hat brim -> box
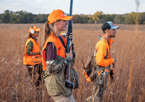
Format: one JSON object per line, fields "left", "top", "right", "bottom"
{"left": 35, "top": 28, "right": 42, "bottom": 32}
{"left": 110, "top": 26, "right": 120, "bottom": 30}
{"left": 60, "top": 16, "right": 73, "bottom": 21}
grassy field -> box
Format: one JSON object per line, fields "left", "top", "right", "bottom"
{"left": 0, "top": 23, "right": 145, "bottom": 102}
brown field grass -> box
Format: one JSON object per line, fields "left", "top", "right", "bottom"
{"left": 0, "top": 23, "right": 145, "bottom": 102}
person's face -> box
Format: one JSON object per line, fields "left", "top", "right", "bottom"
{"left": 56, "top": 20, "right": 68, "bottom": 31}
{"left": 108, "top": 29, "right": 116, "bottom": 37}
{"left": 34, "top": 31, "right": 39, "bottom": 37}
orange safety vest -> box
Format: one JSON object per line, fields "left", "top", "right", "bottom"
{"left": 42, "top": 33, "right": 66, "bottom": 71}
{"left": 23, "top": 37, "right": 42, "bottom": 65}
{"left": 96, "top": 36, "right": 114, "bottom": 67}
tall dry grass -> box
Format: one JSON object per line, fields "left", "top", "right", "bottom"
{"left": 0, "top": 24, "right": 145, "bottom": 102}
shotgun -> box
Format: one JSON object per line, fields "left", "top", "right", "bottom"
{"left": 65, "top": 0, "right": 76, "bottom": 89}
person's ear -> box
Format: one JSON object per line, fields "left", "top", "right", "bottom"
{"left": 105, "top": 29, "right": 108, "bottom": 33}
{"left": 106, "top": 29, "right": 111, "bottom": 33}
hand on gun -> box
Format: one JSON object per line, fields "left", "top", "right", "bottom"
{"left": 68, "top": 33, "right": 74, "bottom": 42}
{"left": 66, "top": 51, "right": 73, "bottom": 59}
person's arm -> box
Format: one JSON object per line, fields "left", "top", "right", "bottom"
{"left": 26, "top": 41, "right": 41, "bottom": 55}
{"left": 96, "top": 41, "right": 114, "bottom": 67}
{"left": 46, "top": 42, "right": 71, "bottom": 73}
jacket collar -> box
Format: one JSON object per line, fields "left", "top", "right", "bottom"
{"left": 31, "top": 36, "right": 37, "bottom": 41}
{"left": 101, "top": 35, "right": 114, "bottom": 45}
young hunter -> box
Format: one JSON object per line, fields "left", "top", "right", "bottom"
{"left": 42, "top": 9, "right": 79, "bottom": 102}
{"left": 23, "top": 26, "right": 43, "bottom": 88}
{"left": 86, "top": 21, "right": 119, "bottom": 102}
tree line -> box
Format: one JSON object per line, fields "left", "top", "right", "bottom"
{"left": 0, "top": 10, "right": 145, "bottom": 24}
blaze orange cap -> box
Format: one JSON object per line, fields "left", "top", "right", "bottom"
{"left": 29, "top": 26, "right": 42, "bottom": 33}
{"left": 48, "top": 9, "right": 73, "bottom": 24}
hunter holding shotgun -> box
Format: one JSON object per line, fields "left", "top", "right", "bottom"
{"left": 86, "top": 21, "right": 119, "bottom": 102}
{"left": 42, "top": 9, "right": 79, "bottom": 102}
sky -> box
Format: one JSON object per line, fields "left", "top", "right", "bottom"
{"left": 0, "top": 0, "right": 145, "bottom": 15}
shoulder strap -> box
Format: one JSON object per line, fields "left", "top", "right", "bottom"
{"left": 94, "top": 34, "right": 109, "bottom": 59}
{"left": 58, "top": 36, "right": 65, "bottom": 48}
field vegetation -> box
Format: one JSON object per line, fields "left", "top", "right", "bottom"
{"left": 0, "top": 23, "right": 145, "bottom": 102}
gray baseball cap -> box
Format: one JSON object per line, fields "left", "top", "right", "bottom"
{"left": 102, "top": 21, "right": 119, "bottom": 31}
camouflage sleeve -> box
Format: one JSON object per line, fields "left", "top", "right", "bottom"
{"left": 26, "top": 41, "right": 33, "bottom": 54}
{"left": 46, "top": 42, "right": 71, "bottom": 74}
{"left": 47, "top": 57, "right": 71, "bottom": 74}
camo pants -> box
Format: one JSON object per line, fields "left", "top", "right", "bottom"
{"left": 86, "top": 71, "right": 109, "bottom": 102}
{"left": 26, "top": 64, "right": 43, "bottom": 87}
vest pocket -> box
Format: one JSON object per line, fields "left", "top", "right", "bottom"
{"left": 32, "top": 55, "right": 41, "bottom": 64}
